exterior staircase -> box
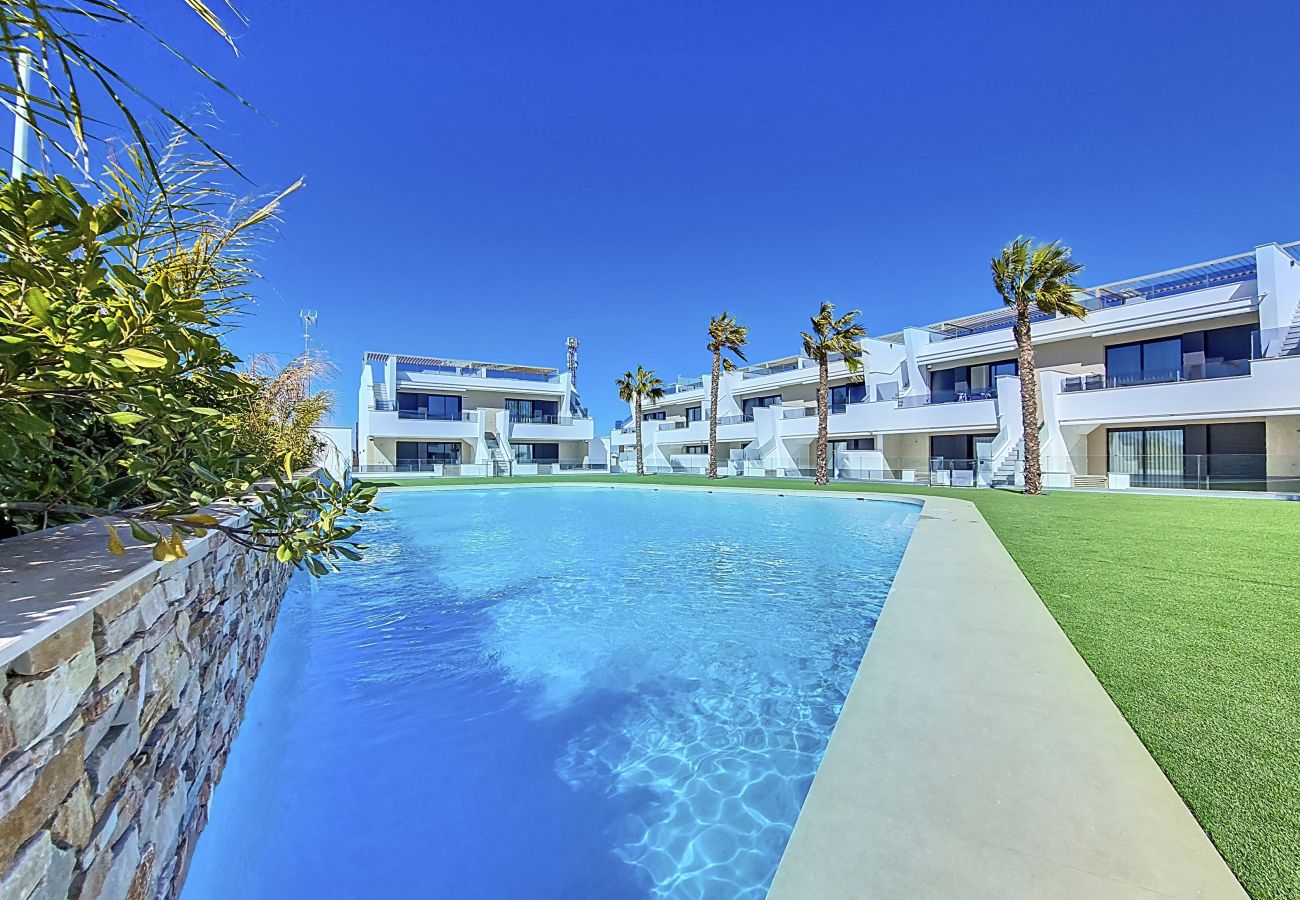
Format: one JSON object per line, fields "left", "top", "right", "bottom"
{"left": 1279, "top": 304, "right": 1300, "bottom": 356}
{"left": 371, "top": 382, "right": 392, "bottom": 411}
{"left": 991, "top": 439, "right": 1023, "bottom": 486}
{"left": 484, "top": 434, "right": 512, "bottom": 476}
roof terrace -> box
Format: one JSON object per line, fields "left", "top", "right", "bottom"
{"left": 878, "top": 246, "right": 1268, "bottom": 343}
{"left": 364, "top": 351, "right": 561, "bottom": 383}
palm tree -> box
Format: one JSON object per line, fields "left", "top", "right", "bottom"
{"left": 615, "top": 366, "right": 665, "bottom": 477}
{"left": 801, "top": 302, "right": 867, "bottom": 486}
{"left": 706, "top": 313, "right": 749, "bottom": 479}
{"left": 991, "top": 238, "right": 1086, "bottom": 495}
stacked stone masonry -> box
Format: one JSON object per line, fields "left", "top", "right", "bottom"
{"left": 0, "top": 522, "right": 292, "bottom": 900}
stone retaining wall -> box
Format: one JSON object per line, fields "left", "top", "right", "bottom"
{"left": 0, "top": 513, "right": 293, "bottom": 899}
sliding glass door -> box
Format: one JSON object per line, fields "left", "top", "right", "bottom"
{"left": 1107, "top": 428, "right": 1184, "bottom": 487}
{"left": 506, "top": 398, "right": 559, "bottom": 423}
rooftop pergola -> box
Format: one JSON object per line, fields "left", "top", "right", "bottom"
{"left": 363, "top": 351, "right": 557, "bottom": 376}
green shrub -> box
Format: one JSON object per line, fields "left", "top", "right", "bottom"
{"left": 0, "top": 160, "right": 376, "bottom": 574}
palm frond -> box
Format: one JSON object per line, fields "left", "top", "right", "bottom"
{"left": 992, "top": 236, "right": 1085, "bottom": 320}
{"left": 0, "top": 0, "right": 253, "bottom": 179}
{"left": 708, "top": 311, "right": 749, "bottom": 366}
{"left": 615, "top": 365, "right": 665, "bottom": 404}
{"left": 801, "top": 302, "right": 868, "bottom": 371}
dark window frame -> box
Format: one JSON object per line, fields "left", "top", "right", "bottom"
{"left": 740, "top": 394, "right": 783, "bottom": 420}
{"left": 516, "top": 442, "right": 560, "bottom": 464}
{"left": 928, "top": 359, "right": 1017, "bottom": 402}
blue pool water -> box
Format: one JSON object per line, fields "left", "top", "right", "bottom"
{"left": 181, "top": 486, "right": 917, "bottom": 899}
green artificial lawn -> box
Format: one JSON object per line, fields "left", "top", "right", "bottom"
{"left": 358, "top": 473, "right": 1299, "bottom": 899}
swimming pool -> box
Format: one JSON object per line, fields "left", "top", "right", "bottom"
{"left": 181, "top": 486, "right": 917, "bottom": 899}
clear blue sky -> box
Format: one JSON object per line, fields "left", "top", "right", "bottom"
{"left": 116, "top": 0, "right": 1298, "bottom": 428}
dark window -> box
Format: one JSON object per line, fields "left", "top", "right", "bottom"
{"left": 395, "top": 441, "right": 461, "bottom": 466}
{"left": 1106, "top": 338, "right": 1182, "bottom": 386}
{"left": 829, "top": 383, "right": 867, "bottom": 413}
{"left": 397, "top": 392, "right": 463, "bottom": 420}
{"left": 741, "top": 394, "right": 782, "bottom": 419}
{"left": 642, "top": 410, "right": 666, "bottom": 421}
{"left": 929, "top": 434, "right": 995, "bottom": 471}
{"left": 686, "top": 406, "right": 703, "bottom": 423}
{"left": 990, "top": 360, "right": 1019, "bottom": 380}
{"left": 930, "top": 434, "right": 973, "bottom": 461}
{"left": 929, "top": 360, "right": 1015, "bottom": 402}
{"left": 1202, "top": 422, "right": 1266, "bottom": 487}
{"left": 506, "top": 398, "right": 559, "bottom": 423}
{"left": 1203, "top": 324, "right": 1254, "bottom": 361}
{"left": 426, "top": 442, "right": 461, "bottom": 464}
{"left": 427, "top": 394, "right": 462, "bottom": 421}
{"left": 1104, "top": 343, "right": 1142, "bottom": 383}
{"left": 831, "top": 437, "right": 876, "bottom": 453}
{"left": 1105, "top": 324, "right": 1256, "bottom": 386}
{"left": 516, "top": 443, "right": 560, "bottom": 464}
{"left": 682, "top": 444, "right": 709, "bottom": 455}
{"left": 1141, "top": 338, "right": 1182, "bottom": 379}
{"left": 929, "top": 368, "right": 956, "bottom": 403}
{"left": 1109, "top": 423, "right": 1265, "bottom": 489}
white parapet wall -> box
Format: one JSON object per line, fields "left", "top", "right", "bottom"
{"left": 312, "top": 425, "right": 354, "bottom": 480}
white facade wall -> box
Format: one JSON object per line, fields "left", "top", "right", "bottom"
{"left": 311, "top": 425, "right": 354, "bottom": 480}
{"left": 357, "top": 351, "right": 597, "bottom": 474}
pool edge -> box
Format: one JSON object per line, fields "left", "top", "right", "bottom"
{"left": 373, "top": 481, "right": 1244, "bottom": 898}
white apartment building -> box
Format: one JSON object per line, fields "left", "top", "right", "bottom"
{"left": 612, "top": 242, "right": 1300, "bottom": 492}
{"left": 358, "top": 345, "right": 597, "bottom": 476}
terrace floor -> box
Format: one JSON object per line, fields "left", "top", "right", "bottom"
{"left": 359, "top": 473, "right": 1299, "bottom": 900}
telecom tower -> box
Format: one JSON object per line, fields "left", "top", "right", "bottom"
{"left": 565, "top": 336, "right": 588, "bottom": 418}
{"left": 566, "top": 336, "right": 579, "bottom": 388}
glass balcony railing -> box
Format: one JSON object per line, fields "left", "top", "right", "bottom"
{"left": 394, "top": 410, "right": 479, "bottom": 421}
{"left": 740, "top": 359, "right": 810, "bottom": 379}
{"left": 1061, "top": 359, "right": 1252, "bottom": 393}
{"left": 512, "top": 414, "right": 578, "bottom": 426}
{"left": 896, "top": 389, "right": 998, "bottom": 408}
{"left": 398, "top": 364, "right": 561, "bottom": 383}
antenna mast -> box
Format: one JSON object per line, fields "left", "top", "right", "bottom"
{"left": 300, "top": 309, "right": 319, "bottom": 356}
{"left": 9, "top": 49, "right": 32, "bottom": 178}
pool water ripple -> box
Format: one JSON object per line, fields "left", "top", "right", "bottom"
{"left": 182, "top": 487, "right": 916, "bottom": 899}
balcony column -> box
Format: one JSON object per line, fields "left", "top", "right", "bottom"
{"left": 383, "top": 355, "right": 397, "bottom": 407}
{"left": 989, "top": 374, "right": 1026, "bottom": 485}
{"left": 1036, "top": 371, "right": 1074, "bottom": 486}
{"left": 900, "top": 329, "right": 933, "bottom": 401}
{"left": 1255, "top": 243, "right": 1300, "bottom": 355}
{"left": 713, "top": 372, "right": 744, "bottom": 419}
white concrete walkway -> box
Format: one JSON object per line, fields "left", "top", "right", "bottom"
{"left": 769, "top": 494, "right": 1246, "bottom": 899}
